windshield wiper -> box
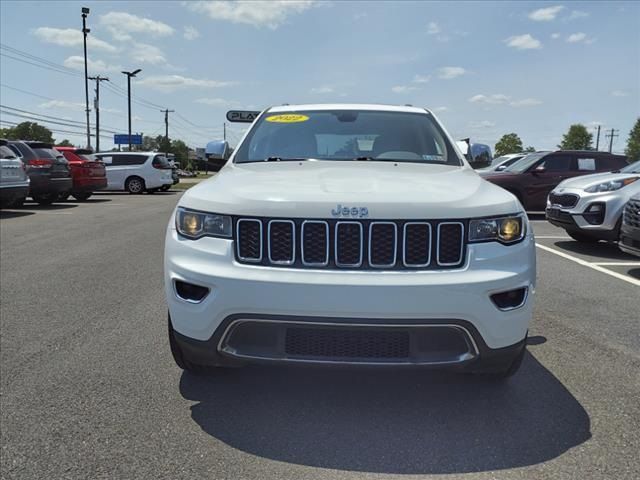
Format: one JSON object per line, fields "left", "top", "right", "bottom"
{"left": 264, "top": 157, "right": 312, "bottom": 162}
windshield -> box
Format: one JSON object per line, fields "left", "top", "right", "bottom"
{"left": 503, "top": 152, "right": 548, "bottom": 173}
{"left": 234, "top": 110, "right": 461, "bottom": 165}
{"left": 621, "top": 160, "right": 640, "bottom": 173}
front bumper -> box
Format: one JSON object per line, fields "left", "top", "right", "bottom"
{"left": 165, "top": 224, "right": 536, "bottom": 358}
{"left": 72, "top": 177, "right": 107, "bottom": 192}
{"left": 546, "top": 187, "right": 638, "bottom": 240}
{"left": 619, "top": 223, "right": 640, "bottom": 257}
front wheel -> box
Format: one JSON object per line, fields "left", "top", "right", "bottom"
{"left": 160, "top": 185, "right": 170, "bottom": 192}
{"left": 72, "top": 192, "right": 92, "bottom": 201}
{"left": 32, "top": 194, "right": 56, "bottom": 205}
{"left": 567, "top": 230, "right": 600, "bottom": 243}
{"left": 125, "top": 176, "right": 145, "bottom": 194}
{"left": 58, "top": 193, "right": 70, "bottom": 201}
{"left": 12, "top": 197, "right": 25, "bottom": 208}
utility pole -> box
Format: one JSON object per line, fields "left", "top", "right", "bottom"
{"left": 81, "top": 7, "right": 91, "bottom": 149}
{"left": 121, "top": 69, "right": 141, "bottom": 151}
{"left": 88, "top": 75, "right": 109, "bottom": 152}
{"left": 605, "top": 128, "right": 619, "bottom": 153}
{"left": 595, "top": 125, "right": 601, "bottom": 151}
{"left": 161, "top": 108, "right": 175, "bottom": 155}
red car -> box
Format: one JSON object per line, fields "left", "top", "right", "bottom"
{"left": 55, "top": 146, "right": 107, "bottom": 201}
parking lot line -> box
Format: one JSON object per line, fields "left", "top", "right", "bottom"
{"left": 534, "top": 235, "right": 571, "bottom": 239}
{"left": 536, "top": 243, "right": 640, "bottom": 287}
{"left": 592, "top": 262, "right": 640, "bottom": 267}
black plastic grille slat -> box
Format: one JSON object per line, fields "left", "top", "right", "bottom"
{"left": 404, "top": 224, "right": 431, "bottom": 266}
{"left": 370, "top": 223, "right": 396, "bottom": 266}
{"left": 269, "top": 222, "right": 294, "bottom": 263}
{"left": 549, "top": 193, "right": 579, "bottom": 208}
{"left": 237, "top": 220, "right": 261, "bottom": 260}
{"left": 302, "top": 222, "right": 328, "bottom": 264}
{"left": 438, "top": 223, "right": 463, "bottom": 265}
{"left": 624, "top": 200, "right": 640, "bottom": 227}
{"left": 336, "top": 223, "right": 362, "bottom": 266}
{"left": 285, "top": 327, "right": 410, "bottom": 359}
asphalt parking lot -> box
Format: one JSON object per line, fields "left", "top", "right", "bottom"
{"left": 1, "top": 193, "right": 639, "bottom": 480}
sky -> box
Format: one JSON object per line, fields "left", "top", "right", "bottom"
{"left": 1, "top": 0, "right": 639, "bottom": 153}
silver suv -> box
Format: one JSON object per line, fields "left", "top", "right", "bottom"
{"left": 0, "top": 139, "right": 29, "bottom": 208}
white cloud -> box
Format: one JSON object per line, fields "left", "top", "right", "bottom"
{"left": 412, "top": 74, "right": 431, "bottom": 84}
{"left": 132, "top": 43, "right": 167, "bottom": 65}
{"left": 566, "top": 32, "right": 595, "bottom": 44}
{"left": 469, "top": 120, "right": 496, "bottom": 129}
{"left": 184, "top": 25, "right": 200, "bottom": 40}
{"left": 505, "top": 34, "right": 542, "bottom": 50}
{"left": 196, "top": 97, "right": 239, "bottom": 107}
{"left": 427, "top": 22, "right": 440, "bottom": 35}
{"left": 136, "top": 74, "right": 236, "bottom": 92}
{"left": 186, "top": 0, "right": 316, "bottom": 29}
{"left": 509, "top": 98, "right": 542, "bottom": 107}
{"left": 611, "top": 90, "right": 629, "bottom": 97}
{"left": 437, "top": 66, "right": 466, "bottom": 79}
{"left": 528, "top": 5, "right": 565, "bottom": 21}
{"left": 469, "top": 94, "right": 510, "bottom": 105}
{"left": 551, "top": 33, "right": 561, "bottom": 39}
{"left": 39, "top": 100, "right": 85, "bottom": 111}
{"left": 100, "top": 12, "right": 174, "bottom": 41}
{"left": 568, "top": 10, "right": 589, "bottom": 20}
{"left": 63, "top": 55, "right": 121, "bottom": 74}
{"left": 391, "top": 85, "right": 417, "bottom": 93}
{"left": 310, "top": 86, "right": 334, "bottom": 94}
{"left": 32, "top": 27, "right": 117, "bottom": 52}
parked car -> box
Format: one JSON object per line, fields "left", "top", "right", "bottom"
{"left": 166, "top": 104, "right": 536, "bottom": 380}
{"left": 55, "top": 146, "right": 107, "bottom": 201}
{"left": 619, "top": 194, "right": 640, "bottom": 257}
{"left": 7, "top": 140, "right": 72, "bottom": 205}
{"left": 546, "top": 161, "right": 640, "bottom": 242}
{"left": 92, "top": 152, "right": 174, "bottom": 194}
{"left": 0, "top": 139, "right": 29, "bottom": 208}
{"left": 480, "top": 150, "right": 629, "bottom": 211}
{"left": 478, "top": 153, "right": 527, "bottom": 172}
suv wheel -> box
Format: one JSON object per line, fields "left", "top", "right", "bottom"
{"left": 470, "top": 340, "right": 526, "bottom": 381}
{"left": 72, "top": 192, "right": 92, "bottom": 201}
{"left": 567, "top": 230, "right": 599, "bottom": 243}
{"left": 160, "top": 185, "right": 170, "bottom": 192}
{"left": 125, "top": 176, "right": 145, "bottom": 194}
{"left": 32, "top": 194, "right": 56, "bottom": 205}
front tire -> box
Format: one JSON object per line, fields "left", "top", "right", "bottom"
{"left": 32, "top": 194, "right": 56, "bottom": 205}
{"left": 72, "top": 192, "right": 92, "bottom": 201}
{"left": 168, "top": 316, "right": 226, "bottom": 374}
{"left": 160, "top": 185, "right": 170, "bottom": 192}
{"left": 470, "top": 340, "right": 526, "bottom": 381}
{"left": 125, "top": 176, "right": 145, "bottom": 194}
{"left": 58, "top": 193, "right": 70, "bottom": 201}
{"left": 567, "top": 230, "right": 600, "bottom": 243}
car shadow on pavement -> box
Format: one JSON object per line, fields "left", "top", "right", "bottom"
{"left": 21, "top": 203, "right": 79, "bottom": 211}
{"left": 0, "top": 210, "right": 36, "bottom": 219}
{"left": 628, "top": 268, "right": 640, "bottom": 280}
{"left": 179, "top": 352, "right": 591, "bottom": 475}
{"left": 553, "top": 240, "right": 636, "bottom": 261}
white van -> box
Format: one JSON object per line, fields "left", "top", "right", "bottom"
{"left": 94, "top": 152, "right": 173, "bottom": 194}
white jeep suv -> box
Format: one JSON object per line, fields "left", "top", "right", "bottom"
{"left": 164, "top": 104, "right": 536, "bottom": 379}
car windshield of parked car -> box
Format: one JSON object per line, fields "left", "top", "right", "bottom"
{"left": 234, "top": 110, "right": 461, "bottom": 165}
{"left": 503, "top": 152, "right": 548, "bottom": 173}
{"left": 620, "top": 160, "right": 640, "bottom": 173}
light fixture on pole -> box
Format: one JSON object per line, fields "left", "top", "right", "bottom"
{"left": 121, "top": 69, "right": 142, "bottom": 151}
{"left": 81, "top": 6, "right": 91, "bottom": 149}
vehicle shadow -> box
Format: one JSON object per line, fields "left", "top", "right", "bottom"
{"left": 179, "top": 353, "right": 591, "bottom": 474}
{"left": 553, "top": 240, "right": 636, "bottom": 261}
{"left": 0, "top": 210, "right": 36, "bottom": 219}
{"left": 628, "top": 268, "right": 640, "bottom": 280}
{"left": 21, "top": 203, "right": 78, "bottom": 210}
{"left": 62, "top": 198, "right": 112, "bottom": 204}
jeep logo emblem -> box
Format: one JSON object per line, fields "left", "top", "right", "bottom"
{"left": 331, "top": 204, "right": 369, "bottom": 218}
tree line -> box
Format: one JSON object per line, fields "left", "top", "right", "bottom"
{"left": 494, "top": 118, "right": 640, "bottom": 161}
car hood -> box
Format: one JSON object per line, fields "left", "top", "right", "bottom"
{"left": 180, "top": 161, "right": 521, "bottom": 219}
{"left": 556, "top": 171, "right": 639, "bottom": 190}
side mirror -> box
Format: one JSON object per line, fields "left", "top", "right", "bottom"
{"left": 532, "top": 165, "right": 546, "bottom": 175}
{"left": 496, "top": 165, "right": 507, "bottom": 171}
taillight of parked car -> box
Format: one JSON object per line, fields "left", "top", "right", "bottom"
{"left": 28, "top": 159, "right": 53, "bottom": 168}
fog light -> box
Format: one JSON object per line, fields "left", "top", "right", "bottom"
{"left": 491, "top": 287, "right": 527, "bottom": 311}
{"left": 174, "top": 280, "right": 209, "bottom": 303}
{"left": 583, "top": 202, "right": 605, "bottom": 225}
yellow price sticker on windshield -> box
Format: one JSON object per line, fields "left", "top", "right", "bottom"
{"left": 265, "top": 114, "right": 309, "bottom": 123}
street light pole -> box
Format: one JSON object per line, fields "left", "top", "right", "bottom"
{"left": 121, "top": 69, "right": 141, "bottom": 151}
{"left": 81, "top": 7, "right": 91, "bottom": 149}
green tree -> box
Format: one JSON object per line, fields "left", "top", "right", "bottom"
{"left": 1, "top": 121, "right": 54, "bottom": 143}
{"left": 170, "top": 139, "right": 190, "bottom": 167}
{"left": 524, "top": 146, "right": 536, "bottom": 153}
{"left": 625, "top": 118, "right": 640, "bottom": 162}
{"left": 57, "top": 139, "right": 74, "bottom": 147}
{"left": 141, "top": 135, "right": 159, "bottom": 151}
{"left": 494, "top": 133, "right": 524, "bottom": 157}
{"left": 558, "top": 124, "right": 593, "bottom": 150}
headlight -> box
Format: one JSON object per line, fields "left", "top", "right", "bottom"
{"left": 175, "top": 207, "right": 232, "bottom": 239}
{"left": 469, "top": 215, "right": 525, "bottom": 244}
{"left": 584, "top": 177, "right": 638, "bottom": 193}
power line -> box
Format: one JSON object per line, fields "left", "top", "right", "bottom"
{"left": 0, "top": 83, "right": 56, "bottom": 101}
{"left": 0, "top": 105, "right": 120, "bottom": 132}
{"left": 0, "top": 119, "right": 112, "bottom": 140}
